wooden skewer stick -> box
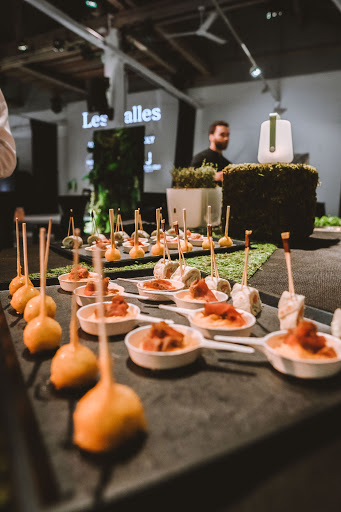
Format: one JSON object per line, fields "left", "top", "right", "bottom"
{"left": 225, "top": 205, "right": 231, "bottom": 238}
{"left": 161, "top": 219, "right": 166, "bottom": 264}
{"left": 44, "top": 218, "right": 52, "bottom": 272}
{"left": 183, "top": 209, "right": 188, "bottom": 243}
{"left": 281, "top": 232, "right": 295, "bottom": 295}
{"left": 109, "top": 209, "right": 115, "bottom": 249}
{"left": 74, "top": 228, "right": 81, "bottom": 269}
{"left": 67, "top": 209, "right": 73, "bottom": 237}
{"left": 134, "top": 210, "right": 139, "bottom": 248}
{"left": 138, "top": 208, "right": 143, "bottom": 232}
{"left": 174, "top": 222, "right": 184, "bottom": 277}
{"left": 22, "top": 223, "right": 29, "bottom": 286}
{"left": 208, "top": 224, "right": 214, "bottom": 280}
{"left": 70, "top": 237, "right": 80, "bottom": 348}
{"left": 94, "top": 246, "right": 112, "bottom": 386}
{"left": 118, "top": 209, "right": 124, "bottom": 232}
{"left": 71, "top": 210, "right": 75, "bottom": 237}
{"left": 241, "top": 230, "right": 252, "bottom": 288}
{"left": 210, "top": 225, "right": 220, "bottom": 280}
{"left": 156, "top": 208, "right": 161, "bottom": 244}
{"left": 39, "top": 228, "right": 46, "bottom": 318}
{"left": 15, "top": 218, "right": 21, "bottom": 276}
{"left": 207, "top": 205, "right": 211, "bottom": 238}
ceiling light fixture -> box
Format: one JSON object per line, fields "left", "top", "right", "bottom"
{"left": 18, "top": 41, "right": 29, "bottom": 51}
{"left": 85, "top": 0, "right": 97, "bottom": 8}
{"left": 249, "top": 65, "right": 262, "bottom": 78}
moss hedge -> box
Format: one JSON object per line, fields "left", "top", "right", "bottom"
{"left": 222, "top": 163, "right": 319, "bottom": 242}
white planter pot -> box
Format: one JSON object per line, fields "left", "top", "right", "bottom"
{"left": 166, "top": 187, "right": 222, "bottom": 229}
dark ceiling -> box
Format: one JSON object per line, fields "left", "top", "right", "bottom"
{"left": 1, "top": 0, "right": 340, "bottom": 111}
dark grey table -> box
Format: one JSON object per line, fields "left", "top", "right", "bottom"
{"left": 1, "top": 278, "right": 340, "bottom": 512}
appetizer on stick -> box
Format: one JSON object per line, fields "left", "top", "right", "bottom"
{"left": 205, "top": 224, "right": 231, "bottom": 297}
{"left": 62, "top": 210, "right": 83, "bottom": 248}
{"left": 153, "top": 219, "right": 179, "bottom": 279}
{"left": 202, "top": 205, "right": 211, "bottom": 250}
{"left": 180, "top": 209, "right": 193, "bottom": 253}
{"left": 231, "top": 230, "right": 262, "bottom": 317}
{"left": 131, "top": 209, "right": 150, "bottom": 240}
{"left": 73, "top": 248, "right": 147, "bottom": 453}
{"left": 9, "top": 218, "right": 33, "bottom": 296}
{"left": 218, "top": 205, "right": 233, "bottom": 247}
{"left": 129, "top": 210, "right": 145, "bottom": 259}
{"left": 278, "top": 232, "right": 305, "bottom": 329}
{"left": 105, "top": 209, "right": 121, "bottom": 261}
{"left": 171, "top": 221, "right": 200, "bottom": 288}
{"left": 113, "top": 208, "right": 129, "bottom": 244}
{"left": 23, "top": 228, "right": 62, "bottom": 353}
{"left": 24, "top": 219, "right": 57, "bottom": 322}
{"left": 50, "top": 293, "right": 98, "bottom": 390}
{"left": 87, "top": 210, "right": 107, "bottom": 245}
{"left": 151, "top": 208, "right": 164, "bottom": 256}
{"left": 11, "top": 223, "right": 39, "bottom": 314}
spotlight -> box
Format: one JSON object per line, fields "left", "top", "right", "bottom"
{"left": 18, "top": 41, "right": 29, "bottom": 52}
{"left": 250, "top": 65, "right": 262, "bottom": 78}
{"left": 85, "top": 0, "right": 97, "bottom": 8}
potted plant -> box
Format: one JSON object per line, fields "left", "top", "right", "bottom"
{"left": 166, "top": 163, "right": 222, "bottom": 228}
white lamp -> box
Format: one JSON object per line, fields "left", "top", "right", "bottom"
{"left": 257, "top": 113, "right": 293, "bottom": 164}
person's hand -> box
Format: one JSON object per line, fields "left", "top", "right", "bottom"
{"left": 215, "top": 171, "right": 223, "bottom": 182}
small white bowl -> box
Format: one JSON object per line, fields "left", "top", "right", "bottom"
{"left": 136, "top": 279, "right": 185, "bottom": 301}
{"left": 73, "top": 282, "right": 125, "bottom": 306}
{"left": 85, "top": 245, "right": 108, "bottom": 257}
{"left": 189, "top": 308, "right": 255, "bottom": 339}
{"left": 123, "top": 241, "right": 150, "bottom": 253}
{"left": 77, "top": 302, "right": 173, "bottom": 336}
{"left": 263, "top": 330, "right": 341, "bottom": 379}
{"left": 58, "top": 272, "right": 98, "bottom": 292}
{"left": 166, "top": 238, "right": 179, "bottom": 250}
{"left": 171, "top": 289, "right": 228, "bottom": 309}
{"left": 188, "top": 234, "right": 205, "bottom": 246}
{"left": 124, "top": 324, "right": 254, "bottom": 370}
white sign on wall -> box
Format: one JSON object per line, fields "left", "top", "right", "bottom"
{"left": 82, "top": 112, "right": 108, "bottom": 129}
{"left": 124, "top": 105, "right": 161, "bottom": 124}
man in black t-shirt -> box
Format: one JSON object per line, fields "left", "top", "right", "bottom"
{"left": 190, "top": 120, "right": 231, "bottom": 182}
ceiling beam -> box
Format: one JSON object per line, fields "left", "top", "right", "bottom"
{"left": 154, "top": 26, "right": 211, "bottom": 76}
{"left": 330, "top": 0, "right": 341, "bottom": 12}
{"left": 108, "top": 0, "right": 267, "bottom": 28}
{"left": 125, "top": 34, "right": 177, "bottom": 74}
{"left": 20, "top": 65, "right": 87, "bottom": 94}
{"left": 24, "top": 0, "right": 201, "bottom": 108}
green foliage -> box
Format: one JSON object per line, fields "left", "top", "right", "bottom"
{"left": 222, "top": 163, "right": 319, "bottom": 242}
{"left": 67, "top": 179, "right": 78, "bottom": 193}
{"left": 171, "top": 162, "right": 217, "bottom": 188}
{"left": 315, "top": 216, "right": 341, "bottom": 227}
{"left": 30, "top": 243, "right": 276, "bottom": 282}
{"left": 87, "top": 127, "right": 144, "bottom": 232}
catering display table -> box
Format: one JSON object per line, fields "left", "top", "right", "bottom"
{"left": 0, "top": 274, "right": 339, "bottom": 512}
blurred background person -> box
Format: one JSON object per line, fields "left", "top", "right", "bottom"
{"left": 0, "top": 89, "right": 16, "bottom": 177}
{"left": 190, "top": 120, "right": 231, "bottom": 182}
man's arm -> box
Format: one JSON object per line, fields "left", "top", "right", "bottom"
{"left": 0, "top": 90, "right": 16, "bottom": 178}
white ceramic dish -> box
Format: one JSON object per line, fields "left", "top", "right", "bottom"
{"left": 166, "top": 238, "right": 179, "bottom": 250}
{"left": 214, "top": 330, "right": 341, "bottom": 379}
{"left": 77, "top": 302, "right": 174, "bottom": 337}
{"left": 74, "top": 282, "right": 124, "bottom": 306}
{"left": 136, "top": 279, "right": 185, "bottom": 301}
{"left": 74, "top": 283, "right": 149, "bottom": 306}
{"left": 124, "top": 324, "right": 254, "bottom": 370}
{"left": 122, "top": 241, "right": 150, "bottom": 253}
{"left": 159, "top": 305, "right": 256, "bottom": 338}
{"left": 188, "top": 235, "right": 205, "bottom": 246}
{"left": 58, "top": 272, "right": 98, "bottom": 292}
{"left": 84, "top": 245, "right": 108, "bottom": 256}
{"left": 170, "top": 289, "right": 228, "bottom": 310}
